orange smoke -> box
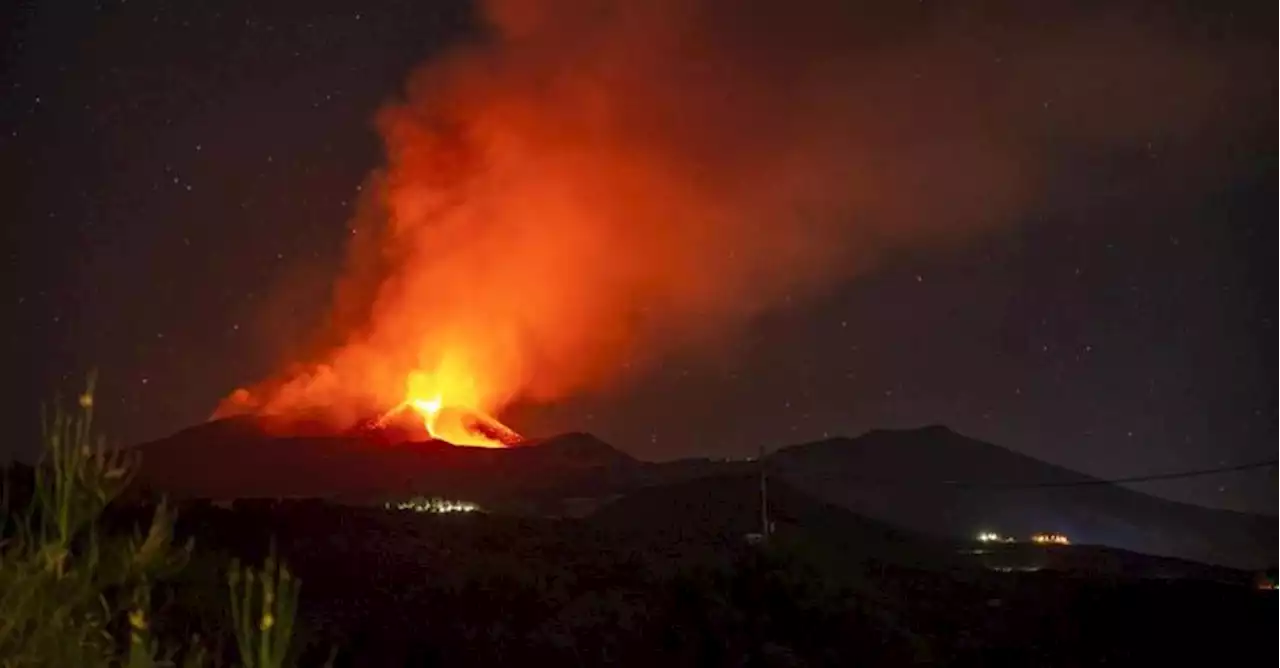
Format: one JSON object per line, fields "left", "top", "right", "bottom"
{"left": 216, "top": 1, "right": 1249, "bottom": 444}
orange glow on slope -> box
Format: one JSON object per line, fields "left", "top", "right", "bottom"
{"left": 377, "top": 371, "right": 520, "bottom": 448}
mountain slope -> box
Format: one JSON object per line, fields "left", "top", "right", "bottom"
{"left": 132, "top": 418, "right": 642, "bottom": 504}
{"left": 589, "top": 472, "right": 952, "bottom": 569}
{"left": 767, "top": 426, "right": 1276, "bottom": 569}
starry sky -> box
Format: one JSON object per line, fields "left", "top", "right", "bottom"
{"left": 3, "top": 0, "right": 1274, "bottom": 513}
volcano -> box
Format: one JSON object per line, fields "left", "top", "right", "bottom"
{"left": 220, "top": 377, "right": 524, "bottom": 450}
{"left": 131, "top": 415, "right": 640, "bottom": 504}
{"left": 361, "top": 402, "right": 523, "bottom": 448}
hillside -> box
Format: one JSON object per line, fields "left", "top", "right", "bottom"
{"left": 150, "top": 487, "right": 1270, "bottom": 666}
{"left": 589, "top": 473, "right": 952, "bottom": 568}
{"left": 767, "top": 425, "right": 1276, "bottom": 569}
{"left": 588, "top": 472, "right": 1255, "bottom": 583}
{"left": 132, "top": 418, "right": 644, "bottom": 505}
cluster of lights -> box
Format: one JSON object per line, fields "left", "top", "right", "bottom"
{"left": 976, "top": 531, "right": 1070, "bottom": 545}
{"left": 386, "top": 496, "right": 482, "bottom": 514}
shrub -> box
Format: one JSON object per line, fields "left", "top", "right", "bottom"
{"left": 0, "top": 375, "right": 310, "bottom": 667}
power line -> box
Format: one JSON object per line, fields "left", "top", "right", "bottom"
{"left": 962, "top": 459, "right": 1278, "bottom": 489}
{"left": 781, "top": 459, "right": 1278, "bottom": 489}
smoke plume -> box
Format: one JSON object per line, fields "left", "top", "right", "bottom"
{"left": 220, "top": 0, "right": 1254, "bottom": 432}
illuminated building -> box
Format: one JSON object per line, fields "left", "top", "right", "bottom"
{"left": 1030, "top": 532, "right": 1070, "bottom": 545}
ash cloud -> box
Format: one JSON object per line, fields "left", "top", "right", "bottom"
{"left": 224, "top": 0, "right": 1262, "bottom": 427}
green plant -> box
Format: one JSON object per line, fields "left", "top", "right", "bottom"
{"left": 0, "top": 375, "right": 312, "bottom": 667}
{"left": 0, "top": 373, "right": 190, "bottom": 667}
{"left": 227, "top": 543, "right": 301, "bottom": 668}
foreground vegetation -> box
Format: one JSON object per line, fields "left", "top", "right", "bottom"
{"left": 0, "top": 378, "right": 304, "bottom": 667}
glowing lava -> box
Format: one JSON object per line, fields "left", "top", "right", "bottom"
{"left": 378, "top": 371, "right": 521, "bottom": 448}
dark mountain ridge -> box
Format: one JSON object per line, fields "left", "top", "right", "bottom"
{"left": 131, "top": 419, "right": 1275, "bottom": 569}
{"left": 132, "top": 418, "right": 648, "bottom": 506}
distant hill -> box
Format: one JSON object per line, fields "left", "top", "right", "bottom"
{"left": 767, "top": 425, "right": 1276, "bottom": 570}
{"left": 587, "top": 472, "right": 1257, "bottom": 583}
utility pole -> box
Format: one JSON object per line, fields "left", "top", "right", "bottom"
{"left": 759, "top": 443, "right": 771, "bottom": 541}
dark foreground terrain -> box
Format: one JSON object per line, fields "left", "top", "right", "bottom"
{"left": 99, "top": 473, "right": 1274, "bottom": 667}
{"left": 8, "top": 415, "right": 1270, "bottom": 666}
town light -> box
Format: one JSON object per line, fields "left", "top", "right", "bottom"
{"left": 385, "top": 496, "right": 482, "bottom": 514}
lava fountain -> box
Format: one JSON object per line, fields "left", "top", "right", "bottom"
{"left": 375, "top": 371, "right": 522, "bottom": 447}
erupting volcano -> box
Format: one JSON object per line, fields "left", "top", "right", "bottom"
{"left": 213, "top": 0, "right": 1236, "bottom": 449}
{"left": 219, "top": 353, "right": 526, "bottom": 447}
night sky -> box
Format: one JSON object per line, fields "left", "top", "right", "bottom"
{"left": 3, "top": 0, "right": 1274, "bottom": 513}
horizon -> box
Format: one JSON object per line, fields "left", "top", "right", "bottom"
{"left": 122, "top": 415, "right": 1277, "bottom": 518}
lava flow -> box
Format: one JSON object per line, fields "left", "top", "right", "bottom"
{"left": 375, "top": 371, "right": 522, "bottom": 448}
